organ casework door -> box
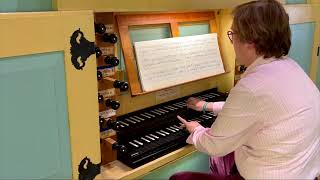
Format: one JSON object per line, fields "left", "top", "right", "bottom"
{"left": 0, "top": 11, "right": 100, "bottom": 179}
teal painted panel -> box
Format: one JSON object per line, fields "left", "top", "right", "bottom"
{"left": 129, "top": 25, "right": 171, "bottom": 43}
{"left": 0, "top": 52, "right": 72, "bottom": 179}
{"left": 179, "top": 23, "right": 210, "bottom": 37}
{"left": 139, "top": 152, "right": 210, "bottom": 180}
{"left": 286, "top": 0, "right": 307, "bottom": 4}
{"left": 118, "top": 25, "right": 171, "bottom": 72}
{"left": 0, "top": 0, "right": 52, "bottom": 12}
{"left": 288, "top": 22, "right": 315, "bottom": 74}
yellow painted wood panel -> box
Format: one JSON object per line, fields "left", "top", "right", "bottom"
{"left": 0, "top": 11, "right": 101, "bottom": 179}
{"left": 60, "top": 11, "right": 101, "bottom": 179}
{"left": 54, "top": 0, "right": 253, "bottom": 12}
{"left": 0, "top": 12, "right": 64, "bottom": 58}
{"left": 310, "top": 20, "right": 320, "bottom": 81}
{"left": 309, "top": 0, "right": 320, "bottom": 3}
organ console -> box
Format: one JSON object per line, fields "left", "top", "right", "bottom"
{"left": 106, "top": 88, "right": 226, "bottom": 168}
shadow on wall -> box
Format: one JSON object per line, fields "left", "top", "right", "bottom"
{"left": 0, "top": 0, "right": 52, "bottom": 12}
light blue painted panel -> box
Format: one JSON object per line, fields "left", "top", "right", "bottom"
{"left": 288, "top": 22, "right": 315, "bottom": 74}
{"left": 139, "top": 152, "right": 210, "bottom": 180}
{"left": 0, "top": 0, "right": 52, "bottom": 12}
{"left": 179, "top": 23, "right": 210, "bottom": 37}
{"left": 0, "top": 52, "right": 72, "bottom": 179}
{"left": 118, "top": 25, "right": 171, "bottom": 72}
{"left": 129, "top": 25, "right": 171, "bottom": 43}
{"left": 286, "top": 0, "right": 307, "bottom": 4}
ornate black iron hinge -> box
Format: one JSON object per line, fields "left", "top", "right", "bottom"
{"left": 78, "top": 157, "right": 101, "bottom": 180}
{"left": 70, "top": 29, "right": 96, "bottom": 70}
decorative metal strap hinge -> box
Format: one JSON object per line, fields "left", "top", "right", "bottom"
{"left": 78, "top": 157, "right": 101, "bottom": 180}
{"left": 70, "top": 29, "right": 96, "bottom": 70}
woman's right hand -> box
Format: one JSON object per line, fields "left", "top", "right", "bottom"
{"left": 186, "top": 97, "right": 206, "bottom": 112}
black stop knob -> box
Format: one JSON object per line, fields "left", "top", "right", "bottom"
{"left": 98, "top": 94, "right": 104, "bottom": 103}
{"left": 105, "top": 99, "right": 120, "bottom": 110}
{"left": 99, "top": 116, "right": 106, "bottom": 126}
{"left": 97, "top": 71, "right": 103, "bottom": 81}
{"left": 95, "top": 47, "right": 102, "bottom": 58}
{"left": 95, "top": 23, "right": 106, "bottom": 35}
{"left": 102, "top": 33, "right": 118, "bottom": 44}
{"left": 112, "top": 143, "right": 127, "bottom": 153}
{"left": 107, "top": 120, "right": 121, "bottom": 130}
{"left": 104, "top": 56, "right": 120, "bottom": 67}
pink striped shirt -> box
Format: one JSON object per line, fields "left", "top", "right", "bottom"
{"left": 187, "top": 56, "right": 320, "bottom": 179}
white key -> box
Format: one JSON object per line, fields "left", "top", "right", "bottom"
{"left": 145, "top": 135, "right": 155, "bottom": 141}
{"left": 129, "top": 141, "right": 139, "bottom": 148}
{"left": 173, "top": 125, "right": 180, "bottom": 129}
{"left": 150, "top": 133, "right": 160, "bottom": 139}
{"left": 170, "top": 126, "right": 180, "bottom": 131}
{"left": 163, "top": 106, "right": 175, "bottom": 111}
{"left": 154, "top": 109, "right": 164, "bottom": 114}
{"left": 156, "top": 131, "right": 166, "bottom": 137}
{"left": 160, "top": 130, "right": 170, "bottom": 135}
{"left": 166, "top": 127, "right": 176, "bottom": 133}
{"left": 150, "top": 110, "right": 161, "bottom": 116}
{"left": 141, "top": 137, "right": 150, "bottom": 143}
{"left": 133, "top": 140, "right": 143, "bottom": 146}
{"left": 120, "top": 121, "right": 129, "bottom": 126}
{"left": 140, "top": 113, "right": 151, "bottom": 119}
{"left": 167, "top": 105, "right": 177, "bottom": 110}
{"left": 134, "top": 115, "right": 145, "bottom": 121}
{"left": 158, "top": 108, "right": 168, "bottom": 113}
{"left": 154, "top": 109, "right": 165, "bottom": 114}
{"left": 130, "top": 117, "right": 141, "bottom": 123}
{"left": 125, "top": 118, "right": 136, "bottom": 124}
{"left": 144, "top": 112, "right": 155, "bottom": 117}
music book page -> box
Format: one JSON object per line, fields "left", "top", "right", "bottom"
{"left": 134, "top": 33, "right": 225, "bottom": 92}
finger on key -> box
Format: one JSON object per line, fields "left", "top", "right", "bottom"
{"left": 177, "top": 115, "right": 188, "bottom": 125}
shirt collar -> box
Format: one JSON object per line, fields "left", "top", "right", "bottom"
{"left": 240, "top": 56, "right": 279, "bottom": 78}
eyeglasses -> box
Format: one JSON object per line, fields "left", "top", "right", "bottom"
{"left": 227, "top": 31, "right": 236, "bottom": 44}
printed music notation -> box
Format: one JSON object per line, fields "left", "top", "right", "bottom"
{"left": 134, "top": 33, "right": 225, "bottom": 92}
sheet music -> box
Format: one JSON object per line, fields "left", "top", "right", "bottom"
{"left": 134, "top": 33, "right": 225, "bottom": 92}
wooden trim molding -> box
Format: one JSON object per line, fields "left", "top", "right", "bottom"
{"left": 116, "top": 12, "right": 227, "bottom": 96}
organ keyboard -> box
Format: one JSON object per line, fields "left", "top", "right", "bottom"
{"left": 110, "top": 88, "right": 227, "bottom": 168}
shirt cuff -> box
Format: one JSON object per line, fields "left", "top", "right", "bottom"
{"left": 186, "top": 125, "right": 206, "bottom": 144}
{"left": 212, "top": 101, "right": 225, "bottom": 115}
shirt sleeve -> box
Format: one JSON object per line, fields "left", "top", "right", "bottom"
{"left": 186, "top": 83, "right": 263, "bottom": 157}
{"left": 211, "top": 101, "right": 225, "bottom": 115}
